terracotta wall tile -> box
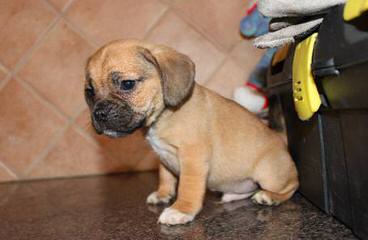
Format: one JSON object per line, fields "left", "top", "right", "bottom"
{"left": 0, "top": 0, "right": 56, "bottom": 69}
{"left": 74, "top": 109, "right": 159, "bottom": 172}
{"left": 0, "top": 65, "right": 8, "bottom": 83}
{"left": 27, "top": 127, "right": 118, "bottom": 179}
{"left": 0, "top": 80, "right": 67, "bottom": 176}
{"left": 205, "top": 58, "right": 246, "bottom": 99}
{"left": 27, "top": 123, "right": 158, "bottom": 179}
{"left": 18, "top": 20, "right": 95, "bottom": 118}
{"left": 146, "top": 11, "right": 225, "bottom": 84}
{"left": 172, "top": 0, "right": 248, "bottom": 51}
{"left": 230, "top": 40, "right": 265, "bottom": 71}
{"left": 65, "top": 0, "right": 168, "bottom": 45}
{"left": 206, "top": 39, "right": 266, "bottom": 99}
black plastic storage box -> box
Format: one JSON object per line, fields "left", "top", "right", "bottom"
{"left": 267, "top": 4, "right": 368, "bottom": 239}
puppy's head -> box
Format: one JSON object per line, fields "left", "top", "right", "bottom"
{"left": 84, "top": 40, "right": 195, "bottom": 138}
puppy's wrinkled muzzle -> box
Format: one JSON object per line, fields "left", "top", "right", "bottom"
{"left": 92, "top": 100, "right": 144, "bottom": 138}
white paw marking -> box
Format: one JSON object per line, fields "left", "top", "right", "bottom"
{"left": 146, "top": 191, "right": 172, "bottom": 205}
{"left": 251, "top": 191, "right": 280, "bottom": 206}
{"left": 221, "top": 192, "right": 253, "bottom": 203}
{"left": 158, "top": 207, "right": 194, "bottom": 225}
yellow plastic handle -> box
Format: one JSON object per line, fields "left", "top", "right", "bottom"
{"left": 344, "top": 0, "right": 368, "bottom": 21}
{"left": 292, "top": 33, "right": 321, "bottom": 121}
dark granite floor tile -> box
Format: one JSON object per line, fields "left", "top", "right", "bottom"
{"left": 0, "top": 172, "right": 357, "bottom": 240}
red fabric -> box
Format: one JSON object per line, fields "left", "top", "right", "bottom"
{"left": 245, "top": 82, "right": 262, "bottom": 92}
{"left": 245, "top": 3, "right": 257, "bottom": 16}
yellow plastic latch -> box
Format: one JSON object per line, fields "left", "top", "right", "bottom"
{"left": 292, "top": 33, "right": 321, "bottom": 121}
{"left": 344, "top": 0, "right": 368, "bottom": 21}
{"left": 272, "top": 44, "right": 290, "bottom": 66}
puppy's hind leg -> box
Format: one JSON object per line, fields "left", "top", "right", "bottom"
{"left": 251, "top": 152, "right": 299, "bottom": 206}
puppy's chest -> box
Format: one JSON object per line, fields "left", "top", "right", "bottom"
{"left": 146, "top": 128, "right": 180, "bottom": 175}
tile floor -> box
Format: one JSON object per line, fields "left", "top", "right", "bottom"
{"left": 0, "top": 0, "right": 264, "bottom": 182}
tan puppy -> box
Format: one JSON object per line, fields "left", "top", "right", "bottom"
{"left": 84, "top": 40, "right": 299, "bottom": 225}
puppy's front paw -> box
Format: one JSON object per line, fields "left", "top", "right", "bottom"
{"left": 158, "top": 207, "right": 195, "bottom": 225}
{"left": 146, "top": 191, "right": 172, "bottom": 205}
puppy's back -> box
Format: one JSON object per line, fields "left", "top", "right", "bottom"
{"left": 199, "top": 85, "right": 289, "bottom": 180}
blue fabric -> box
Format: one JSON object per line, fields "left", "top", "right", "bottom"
{"left": 240, "top": 8, "right": 270, "bottom": 38}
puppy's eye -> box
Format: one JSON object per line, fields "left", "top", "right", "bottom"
{"left": 120, "top": 80, "right": 136, "bottom": 91}
{"left": 85, "top": 83, "right": 95, "bottom": 98}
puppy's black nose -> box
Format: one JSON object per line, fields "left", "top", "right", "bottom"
{"left": 94, "top": 109, "right": 108, "bottom": 122}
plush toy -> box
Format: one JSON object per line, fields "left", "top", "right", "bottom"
{"left": 234, "top": 2, "right": 274, "bottom": 115}
{"left": 240, "top": 1, "right": 270, "bottom": 38}
{"left": 234, "top": 0, "right": 347, "bottom": 115}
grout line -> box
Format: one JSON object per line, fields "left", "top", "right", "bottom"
{"left": 0, "top": 62, "right": 9, "bottom": 74}
{"left": 43, "top": 0, "right": 75, "bottom": 16}
{"left": 0, "top": 59, "right": 11, "bottom": 89}
{"left": 0, "top": 161, "right": 19, "bottom": 181}
{"left": 143, "top": 5, "right": 171, "bottom": 40}
{"left": 61, "top": 0, "right": 76, "bottom": 13}
{"left": 0, "top": 74, "right": 12, "bottom": 92}
{"left": 42, "top": 0, "right": 61, "bottom": 16}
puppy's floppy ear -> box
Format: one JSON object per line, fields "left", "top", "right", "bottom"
{"left": 140, "top": 45, "right": 195, "bottom": 107}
